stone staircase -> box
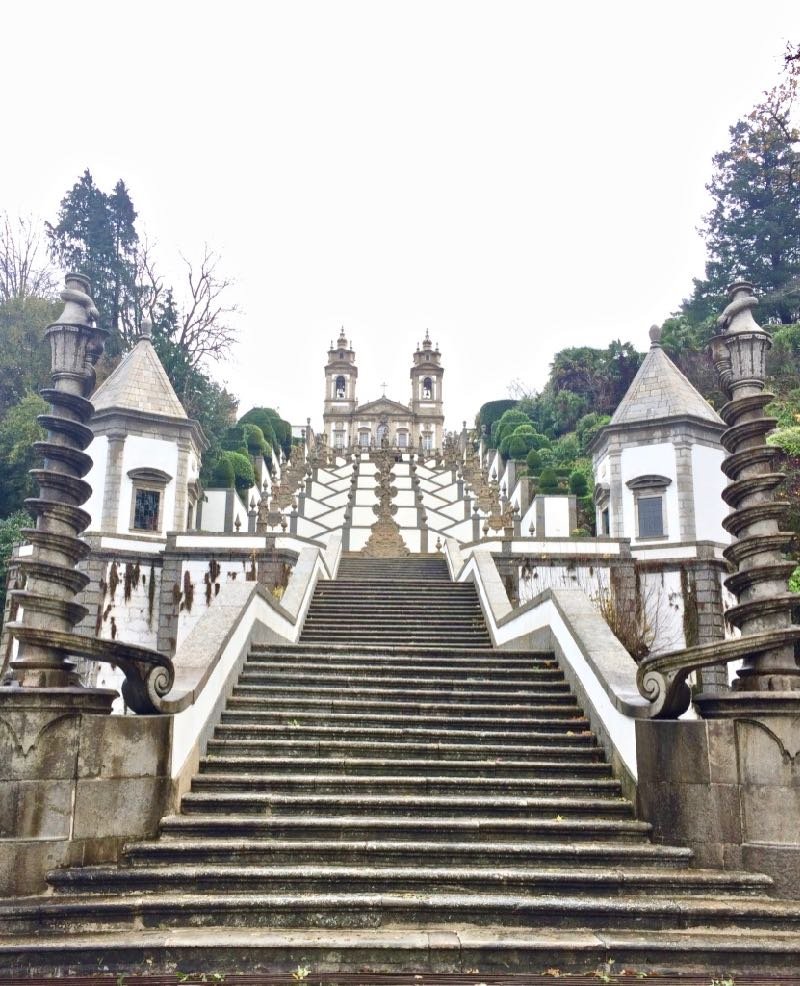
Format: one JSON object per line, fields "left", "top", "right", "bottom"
{"left": 2, "top": 557, "right": 800, "bottom": 975}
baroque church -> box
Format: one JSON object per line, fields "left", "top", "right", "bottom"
{"left": 3, "top": 276, "right": 800, "bottom": 974}
{"left": 322, "top": 328, "right": 444, "bottom": 451}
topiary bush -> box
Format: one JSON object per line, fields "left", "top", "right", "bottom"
{"left": 569, "top": 469, "right": 589, "bottom": 497}
{"left": 526, "top": 449, "right": 542, "bottom": 474}
{"left": 211, "top": 455, "right": 235, "bottom": 488}
{"left": 225, "top": 451, "right": 256, "bottom": 494}
{"left": 538, "top": 466, "right": 560, "bottom": 494}
{"left": 242, "top": 423, "right": 267, "bottom": 457}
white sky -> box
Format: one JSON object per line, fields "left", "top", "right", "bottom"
{"left": 2, "top": 1, "right": 798, "bottom": 430}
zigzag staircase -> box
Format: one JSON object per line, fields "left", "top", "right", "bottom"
{"left": 2, "top": 556, "right": 800, "bottom": 976}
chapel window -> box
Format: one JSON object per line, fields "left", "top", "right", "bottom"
{"left": 335, "top": 375, "right": 346, "bottom": 399}
{"left": 626, "top": 474, "right": 671, "bottom": 541}
{"left": 133, "top": 489, "right": 161, "bottom": 532}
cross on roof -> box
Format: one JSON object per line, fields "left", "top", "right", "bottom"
{"left": 380, "top": 382, "right": 387, "bottom": 397}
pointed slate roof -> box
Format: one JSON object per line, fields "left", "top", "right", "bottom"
{"left": 609, "top": 326, "right": 722, "bottom": 427}
{"left": 92, "top": 325, "right": 187, "bottom": 420}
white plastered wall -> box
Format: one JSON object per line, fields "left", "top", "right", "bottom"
{"left": 692, "top": 444, "right": 729, "bottom": 543}
{"left": 620, "top": 443, "right": 678, "bottom": 544}
{"left": 117, "top": 436, "right": 180, "bottom": 536}
{"left": 84, "top": 435, "right": 109, "bottom": 530}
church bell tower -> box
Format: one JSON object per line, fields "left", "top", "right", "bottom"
{"left": 409, "top": 331, "right": 444, "bottom": 450}
{"left": 323, "top": 328, "right": 358, "bottom": 449}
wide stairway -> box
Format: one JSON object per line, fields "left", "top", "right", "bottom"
{"left": 2, "top": 556, "right": 800, "bottom": 976}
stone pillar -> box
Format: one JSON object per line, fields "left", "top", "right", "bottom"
{"left": 101, "top": 430, "right": 126, "bottom": 533}
{"left": 172, "top": 435, "right": 192, "bottom": 531}
{"left": 674, "top": 440, "right": 697, "bottom": 542}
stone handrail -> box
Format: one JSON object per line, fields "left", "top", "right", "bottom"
{"left": 446, "top": 538, "right": 649, "bottom": 784}
{"left": 636, "top": 627, "right": 800, "bottom": 718}
{"left": 163, "top": 534, "right": 337, "bottom": 790}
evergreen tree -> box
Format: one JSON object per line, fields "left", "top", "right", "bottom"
{"left": 685, "top": 61, "right": 800, "bottom": 324}
{"left": 46, "top": 170, "right": 139, "bottom": 354}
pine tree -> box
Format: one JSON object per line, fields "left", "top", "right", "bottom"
{"left": 46, "top": 170, "right": 139, "bottom": 353}
{"left": 685, "top": 61, "right": 800, "bottom": 324}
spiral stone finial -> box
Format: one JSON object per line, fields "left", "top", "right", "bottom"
{"left": 709, "top": 281, "right": 800, "bottom": 695}
{"left": 6, "top": 275, "right": 108, "bottom": 687}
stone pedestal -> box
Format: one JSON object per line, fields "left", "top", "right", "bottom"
{"left": 0, "top": 687, "right": 171, "bottom": 896}
{"left": 636, "top": 713, "right": 800, "bottom": 898}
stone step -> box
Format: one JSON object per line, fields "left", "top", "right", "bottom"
{"left": 248, "top": 644, "right": 547, "bottom": 662}
{"left": 47, "top": 862, "right": 772, "bottom": 898}
{"left": 4, "top": 890, "right": 799, "bottom": 935}
{"left": 219, "top": 709, "right": 589, "bottom": 732}
{"left": 229, "top": 691, "right": 578, "bottom": 713}
{"left": 156, "top": 812, "right": 654, "bottom": 843}
{"left": 299, "top": 633, "right": 493, "bottom": 645}
{"left": 205, "top": 737, "right": 603, "bottom": 761}
{"left": 237, "top": 669, "right": 566, "bottom": 688}
{"left": 122, "top": 836, "right": 692, "bottom": 869}
{"left": 178, "top": 791, "right": 634, "bottom": 819}
{"left": 232, "top": 686, "right": 573, "bottom": 708}
{"left": 198, "top": 755, "right": 614, "bottom": 777}
{"left": 3, "top": 926, "right": 800, "bottom": 978}
{"left": 243, "top": 652, "right": 554, "bottom": 670}
{"left": 190, "top": 772, "right": 622, "bottom": 797}
{"left": 211, "top": 722, "right": 594, "bottom": 745}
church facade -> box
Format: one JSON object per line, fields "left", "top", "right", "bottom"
{"left": 322, "top": 329, "right": 445, "bottom": 451}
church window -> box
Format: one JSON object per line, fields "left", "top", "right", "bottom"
{"left": 127, "top": 467, "right": 172, "bottom": 535}
{"left": 601, "top": 507, "right": 610, "bottom": 536}
{"left": 422, "top": 432, "right": 433, "bottom": 451}
{"left": 397, "top": 431, "right": 408, "bottom": 448}
{"left": 637, "top": 496, "right": 664, "bottom": 538}
{"left": 422, "top": 376, "right": 433, "bottom": 399}
{"left": 334, "top": 375, "right": 346, "bottom": 399}
{"left": 627, "top": 474, "right": 671, "bottom": 540}
{"left": 334, "top": 430, "right": 345, "bottom": 449}
{"left": 133, "top": 489, "right": 161, "bottom": 532}
{"left": 358, "top": 430, "right": 370, "bottom": 447}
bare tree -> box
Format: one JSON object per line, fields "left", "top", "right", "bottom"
{"left": 128, "top": 241, "right": 237, "bottom": 371}
{"left": 0, "top": 213, "right": 59, "bottom": 302}
{"left": 177, "top": 246, "right": 238, "bottom": 369}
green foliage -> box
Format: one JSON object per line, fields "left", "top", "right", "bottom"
{"left": 506, "top": 432, "right": 533, "bottom": 459}
{"left": 789, "top": 565, "right": 800, "bottom": 593}
{"left": 685, "top": 62, "right": 800, "bottom": 325}
{"left": 239, "top": 406, "right": 292, "bottom": 458}
{"left": 538, "top": 466, "right": 560, "bottom": 494}
{"left": 551, "top": 432, "right": 580, "bottom": 465}
{"left": 0, "top": 510, "right": 30, "bottom": 625}
{"left": 0, "top": 296, "right": 59, "bottom": 417}
{"left": 0, "top": 392, "right": 47, "bottom": 515}
{"left": 493, "top": 408, "right": 532, "bottom": 448}
{"left": 575, "top": 412, "right": 611, "bottom": 454}
{"left": 46, "top": 171, "right": 139, "bottom": 355}
{"left": 768, "top": 427, "right": 800, "bottom": 457}
{"left": 242, "top": 423, "right": 267, "bottom": 456}
{"left": 476, "top": 399, "right": 516, "bottom": 436}
{"left": 526, "top": 449, "right": 542, "bottom": 474}
{"left": 211, "top": 455, "right": 235, "bottom": 488}
{"left": 569, "top": 469, "right": 589, "bottom": 497}
{"left": 223, "top": 451, "right": 255, "bottom": 494}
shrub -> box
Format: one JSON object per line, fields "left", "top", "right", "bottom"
{"left": 494, "top": 409, "right": 532, "bottom": 447}
{"left": 526, "top": 449, "right": 542, "bottom": 474}
{"left": 225, "top": 451, "right": 256, "bottom": 494}
{"left": 477, "top": 399, "right": 517, "bottom": 438}
{"left": 211, "top": 456, "right": 235, "bottom": 488}
{"left": 569, "top": 469, "right": 589, "bottom": 497}
{"left": 538, "top": 466, "right": 560, "bottom": 494}
{"left": 242, "top": 423, "right": 267, "bottom": 457}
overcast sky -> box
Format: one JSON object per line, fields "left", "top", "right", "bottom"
{"left": 2, "top": 1, "right": 797, "bottom": 430}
